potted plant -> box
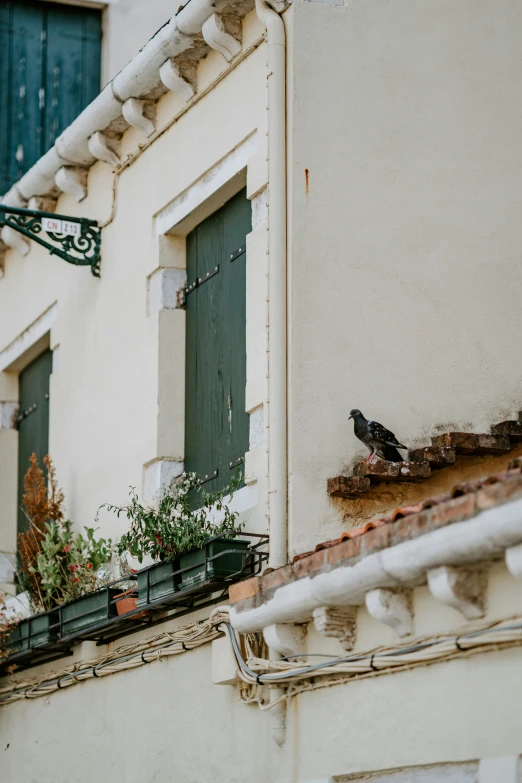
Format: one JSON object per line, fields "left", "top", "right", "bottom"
{"left": 16, "top": 454, "right": 114, "bottom": 639}
{"left": 101, "top": 473, "right": 248, "bottom": 606}
{"left": 7, "top": 609, "right": 60, "bottom": 654}
{"left": 179, "top": 534, "right": 251, "bottom": 590}
{"left": 110, "top": 552, "right": 144, "bottom": 618}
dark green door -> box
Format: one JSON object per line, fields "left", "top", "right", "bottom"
{"left": 0, "top": 1, "right": 102, "bottom": 193}
{"left": 185, "top": 189, "right": 251, "bottom": 497}
{"left": 17, "top": 349, "right": 52, "bottom": 535}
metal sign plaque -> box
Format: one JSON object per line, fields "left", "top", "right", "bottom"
{"left": 42, "top": 217, "right": 81, "bottom": 237}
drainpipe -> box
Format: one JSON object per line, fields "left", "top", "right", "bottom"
{"left": 255, "top": 0, "right": 287, "bottom": 572}
{"left": 255, "top": 0, "right": 287, "bottom": 747}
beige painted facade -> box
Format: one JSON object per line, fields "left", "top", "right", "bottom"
{"left": 287, "top": 0, "right": 522, "bottom": 557}
{"left": 1, "top": 0, "right": 522, "bottom": 780}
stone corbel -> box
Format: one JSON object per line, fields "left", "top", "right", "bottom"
{"left": 159, "top": 58, "right": 197, "bottom": 102}
{"left": 201, "top": 13, "right": 242, "bottom": 62}
{"left": 427, "top": 566, "right": 486, "bottom": 620}
{"left": 312, "top": 606, "right": 356, "bottom": 651}
{"left": 55, "top": 166, "right": 88, "bottom": 202}
{"left": 263, "top": 623, "right": 307, "bottom": 658}
{"left": 28, "top": 196, "right": 57, "bottom": 213}
{"left": 1, "top": 225, "right": 30, "bottom": 257}
{"left": 122, "top": 98, "right": 156, "bottom": 137}
{"left": 505, "top": 544, "right": 522, "bottom": 579}
{"left": 87, "top": 131, "right": 121, "bottom": 168}
{"left": 365, "top": 588, "right": 413, "bottom": 638}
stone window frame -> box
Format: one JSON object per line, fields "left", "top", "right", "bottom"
{"left": 144, "top": 132, "right": 268, "bottom": 522}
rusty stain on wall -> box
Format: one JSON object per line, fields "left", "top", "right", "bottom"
{"left": 305, "top": 168, "right": 309, "bottom": 195}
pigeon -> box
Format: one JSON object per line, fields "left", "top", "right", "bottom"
{"left": 349, "top": 409, "right": 407, "bottom": 463}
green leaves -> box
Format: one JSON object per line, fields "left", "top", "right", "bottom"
{"left": 28, "top": 520, "right": 112, "bottom": 611}
{"left": 101, "top": 472, "right": 244, "bottom": 564}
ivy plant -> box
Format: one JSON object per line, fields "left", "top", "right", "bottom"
{"left": 100, "top": 472, "right": 244, "bottom": 564}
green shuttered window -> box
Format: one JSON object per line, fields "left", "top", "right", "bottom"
{"left": 17, "top": 349, "right": 52, "bottom": 536}
{"left": 185, "top": 189, "right": 251, "bottom": 497}
{"left": 0, "top": 0, "right": 101, "bottom": 193}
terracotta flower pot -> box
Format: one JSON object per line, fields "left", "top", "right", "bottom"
{"left": 114, "top": 590, "right": 146, "bottom": 619}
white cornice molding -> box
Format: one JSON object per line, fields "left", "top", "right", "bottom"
{"left": 230, "top": 497, "right": 522, "bottom": 633}
{"left": 0, "top": 0, "right": 270, "bottom": 212}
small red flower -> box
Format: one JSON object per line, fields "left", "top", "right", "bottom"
{"left": 86, "top": 563, "right": 93, "bottom": 569}
{"left": 69, "top": 564, "right": 77, "bottom": 571}
{"left": 72, "top": 578, "right": 79, "bottom": 583}
{"left": 131, "top": 569, "right": 137, "bottom": 573}
{"left": 63, "top": 545, "right": 71, "bottom": 553}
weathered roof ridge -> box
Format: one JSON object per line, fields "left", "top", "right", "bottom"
{"left": 229, "top": 459, "right": 522, "bottom": 630}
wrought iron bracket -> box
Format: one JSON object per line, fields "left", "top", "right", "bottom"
{"left": 0, "top": 204, "right": 101, "bottom": 277}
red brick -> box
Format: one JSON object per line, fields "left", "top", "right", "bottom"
{"left": 491, "top": 421, "right": 522, "bottom": 443}
{"left": 392, "top": 509, "right": 432, "bottom": 543}
{"left": 475, "top": 482, "right": 506, "bottom": 511}
{"left": 431, "top": 432, "right": 479, "bottom": 454}
{"left": 354, "top": 461, "right": 430, "bottom": 483}
{"left": 499, "top": 474, "right": 522, "bottom": 503}
{"left": 395, "top": 462, "right": 431, "bottom": 482}
{"left": 430, "top": 493, "right": 476, "bottom": 528}
{"left": 263, "top": 565, "right": 293, "bottom": 591}
{"left": 409, "top": 446, "right": 456, "bottom": 468}
{"left": 475, "top": 434, "right": 511, "bottom": 455}
{"left": 327, "top": 475, "right": 372, "bottom": 497}
{"left": 325, "top": 535, "right": 362, "bottom": 565}
{"left": 229, "top": 577, "right": 260, "bottom": 604}
{"left": 362, "top": 523, "right": 394, "bottom": 554}
{"left": 354, "top": 461, "right": 399, "bottom": 479}
{"left": 292, "top": 549, "right": 327, "bottom": 579}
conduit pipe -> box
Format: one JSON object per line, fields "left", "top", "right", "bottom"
{"left": 254, "top": 0, "right": 287, "bottom": 746}
{"left": 230, "top": 497, "right": 522, "bottom": 633}
{"left": 255, "top": 0, "right": 288, "bottom": 572}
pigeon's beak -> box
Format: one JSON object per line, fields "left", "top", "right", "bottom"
{"left": 348, "top": 415, "right": 353, "bottom": 421}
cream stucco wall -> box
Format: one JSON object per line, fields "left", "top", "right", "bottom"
{"left": 2, "top": 2, "right": 522, "bottom": 780}
{"left": 288, "top": 0, "right": 522, "bottom": 556}
{"left": 0, "top": 11, "right": 268, "bottom": 551}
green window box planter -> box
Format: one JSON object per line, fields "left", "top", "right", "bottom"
{"left": 8, "top": 610, "right": 58, "bottom": 655}
{"left": 180, "top": 538, "right": 250, "bottom": 590}
{"left": 137, "top": 560, "right": 181, "bottom": 606}
{"left": 61, "top": 588, "right": 119, "bottom": 636}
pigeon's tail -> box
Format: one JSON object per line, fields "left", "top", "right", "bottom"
{"left": 380, "top": 444, "right": 405, "bottom": 463}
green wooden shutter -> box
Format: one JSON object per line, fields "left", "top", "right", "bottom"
{"left": 0, "top": 0, "right": 101, "bottom": 194}
{"left": 185, "top": 189, "right": 251, "bottom": 498}
{"left": 17, "top": 349, "right": 52, "bottom": 536}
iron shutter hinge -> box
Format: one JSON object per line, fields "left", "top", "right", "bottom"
{"left": 184, "top": 265, "right": 219, "bottom": 298}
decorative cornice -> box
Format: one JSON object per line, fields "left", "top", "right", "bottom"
{"left": 0, "top": 0, "right": 275, "bottom": 245}
{"left": 230, "top": 495, "right": 522, "bottom": 633}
